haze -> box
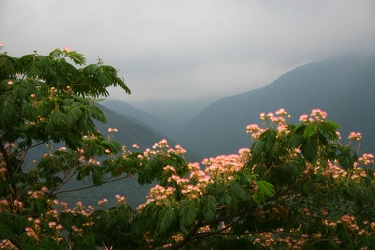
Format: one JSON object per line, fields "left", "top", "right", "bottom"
{"left": 1, "top": 0, "right": 375, "bottom": 114}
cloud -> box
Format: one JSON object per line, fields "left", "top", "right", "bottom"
{"left": 1, "top": 0, "right": 375, "bottom": 103}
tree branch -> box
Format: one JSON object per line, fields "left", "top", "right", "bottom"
{"left": 53, "top": 175, "right": 130, "bottom": 195}
{"left": 266, "top": 169, "right": 313, "bottom": 203}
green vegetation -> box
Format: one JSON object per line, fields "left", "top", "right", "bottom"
{"left": 1, "top": 47, "right": 375, "bottom": 249}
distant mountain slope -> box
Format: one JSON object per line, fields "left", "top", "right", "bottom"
{"left": 176, "top": 55, "right": 375, "bottom": 157}
{"left": 101, "top": 100, "right": 177, "bottom": 138}
{"left": 96, "top": 103, "right": 167, "bottom": 149}
{"left": 95, "top": 104, "right": 202, "bottom": 162}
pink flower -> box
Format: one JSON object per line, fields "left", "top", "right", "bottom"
{"left": 299, "top": 114, "right": 308, "bottom": 121}
{"left": 348, "top": 132, "right": 362, "bottom": 141}
{"left": 246, "top": 124, "right": 259, "bottom": 134}
{"left": 63, "top": 47, "right": 70, "bottom": 52}
{"left": 159, "top": 139, "right": 168, "bottom": 144}
{"left": 311, "top": 109, "right": 322, "bottom": 116}
{"left": 48, "top": 221, "right": 57, "bottom": 228}
{"left": 238, "top": 148, "right": 250, "bottom": 154}
{"left": 275, "top": 108, "right": 287, "bottom": 116}
{"left": 320, "top": 111, "right": 328, "bottom": 119}
{"left": 310, "top": 109, "right": 328, "bottom": 120}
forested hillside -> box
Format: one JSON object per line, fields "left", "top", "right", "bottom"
{"left": 176, "top": 55, "right": 375, "bottom": 157}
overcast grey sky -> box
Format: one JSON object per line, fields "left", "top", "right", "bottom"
{"left": 1, "top": 0, "right": 375, "bottom": 104}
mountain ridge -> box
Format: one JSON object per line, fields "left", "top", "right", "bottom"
{"left": 175, "top": 55, "right": 375, "bottom": 157}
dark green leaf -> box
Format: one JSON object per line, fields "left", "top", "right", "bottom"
{"left": 158, "top": 207, "right": 175, "bottom": 233}
{"left": 179, "top": 202, "right": 198, "bottom": 227}
{"left": 202, "top": 195, "right": 217, "bottom": 222}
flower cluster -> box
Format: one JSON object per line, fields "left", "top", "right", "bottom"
{"left": 203, "top": 152, "right": 248, "bottom": 180}
{"left": 322, "top": 161, "right": 348, "bottom": 179}
{"left": 107, "top": 128, "right": 118, "bottom": 133}
{"left": 253, "top": 231, "right": 308, "bottom": 249}
{"left": 139, "top": 185, "right": 176, "bottom": 209}
{"left": 248, "top": 108, "right": 291, "bottom": 139}
{"left": 115, "top": 194, "right": 126, "bottom": 205}
{"left": 322, "top": 160, "right": 372, "bottom": 183}
{"left": 246, "top": 124, "right": 264, "bottom": 139}
{"left": 133, "top": 140, "right": 187, "bottom": 161}
{"left": 358, "top": 153, "right": 374, "bottom": 165}
{"left": 98, "top": 198, "right": 108, "bottom": 206}
{"left": 26, "top": 211, "right": 64, "bottom": 244}
{"left": 299, "top": 108, "right": 327, "bottom": 122}
{"left": 169, "top": 144, "right": 187, "bottom": 155}
{"left": 348, "top": 131, "right": 362, "bottom": 141}
{"left": 138, "top": 147, "right": 251, "bottom": 211}
{"left": 322, "top": 214, "right": 374, "bottom": 236}
{"left": 28, "top": 187, "right": 48, "bottom": 200}
{"left": 58, "top": 200, "right": 95, "bottom": 217}
{"left": 0, "top": 239, "right": 18, "bottom": 249}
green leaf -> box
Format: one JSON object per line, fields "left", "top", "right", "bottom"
{"left": 303, "top": 122, "right": 318, "bottom": 138}
{"left": 287, "top": 134, "right": 303, "bottom": 148}
{"left": 256, "top": 180, "right": 275, "bottom": 197}
{"left": 92, "top": 170, "right": 104, "bottom": 186}
{"left": 221, "top": 192, "right": 232, "bottom": 205}
{"left": 0, "top": 54, "right": 17, "bottom": 77}
{"left": 326, "top": 119, "right": 342, "bottom": 130}
{"left": 67, "top": 50, "right": 87, "bottom": 65}
{"left": 116, "top": 206, "right": 130, "bottom": 227}
{"left": 179, "top": 202, "right": 198, "bottom": 227}
{"left": 80, "top": 233, "right": 96, "bottom": 248}
{"left": 301, "top": 135, "right": 318, "bottom": 162}
{"left": 201, "top": 195, "right": 217, "bottom": 222}
{"left": 215, "top": 183, "right": 225, "bottom": 195}
{"left": 230, "top": 182, "right": 248, "bottom": 201}
{"left": 158, "top": 207, "right": 175, "bottom": 233}
{"left": 252, "top": 140, "right": 265, "bottom": 159}
{"left": 0, "top": 222, "right": 14, "bottom": 239}
{"left": 100, "top": 210, "right": 118, "bottom": 227}
{"left": 338, "top": 147, "right": 356, "bottom": 170}
{"left": 253, "top": 192, "right": 266, "bottom": 204}
{"left": 0, "top": 98, "right": 16, "bottom": 127}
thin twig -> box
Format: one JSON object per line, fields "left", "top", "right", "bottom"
{"left": 54, "top": 175, "right": 130, "bottom": 195}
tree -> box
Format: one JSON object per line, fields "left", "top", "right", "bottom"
{"left": 130, "top": 109, "right": 375, "bottom": 249}
{"left": 1, "top": 45, "right": 375, "bottom": 249}
{"left": 0, "top": 46, "right": 136, "bottom": 248}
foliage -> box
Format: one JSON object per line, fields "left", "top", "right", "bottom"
{"left": 1, "top": 46, "right": 375, "bottom": 249}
